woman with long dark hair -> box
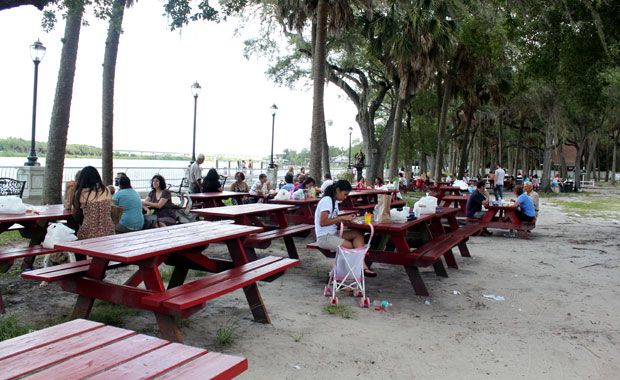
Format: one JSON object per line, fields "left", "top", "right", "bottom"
{"left": 202, "top": 169, "right": 223, "bottom": 192}
{"left": 314, "top": 180, "right": 376, "bottom": 277}
{"left": 72, "top": 166, "right": 115, "bottom": 240}
{"left": 142, "top": 174, "right": 176, "bottom": 227}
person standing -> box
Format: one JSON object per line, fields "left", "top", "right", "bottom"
{"left": 494, "top": 163, "right": 506, "bottom": 200}
{"left": 354, "top": 149, "right": 365, "bottom": 182}
{"left": 189, "top": 154, "right": 205, "bottom": 193}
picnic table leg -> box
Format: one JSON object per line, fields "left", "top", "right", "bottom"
{"left": 446, "top": 214, "right": 471, "bottom": 258}
{"left": 70, "top": 258, "right": 108, "bottom": 320}
{"left": 282, "top": 236, "right": 299, "bottom": 260}
{"left": 404, "top": 266, "right": 429, "bottom": 296}
{"left": 432, "top": 259, "right": 449, "bottom": 277}
{"left": 226, "top": 238, "right": 270, "bottom": 324}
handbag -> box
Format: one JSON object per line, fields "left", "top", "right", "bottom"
{"left": 110, "top": 204, "right": 124, "bottom": 225}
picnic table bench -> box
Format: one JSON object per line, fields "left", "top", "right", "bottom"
{"left": 339, "top": 189, "right": 402, "bottom": 212}
{"left": 0, "top": 319, "right": 247, "bottom": 380}
{"left": 21, "top": 221, "right": 299, "bottom": 343}
{"left": 474, "top": 204, "right": 536, "bottom": 239}
{"left": 0, "top": 204, "right": 73, "bottom": 313}
{"left": 192, "top": 203, "right": 313, "bottom": 260}
{"left": 308, "top": 208, "right": 481, "bottom": 296}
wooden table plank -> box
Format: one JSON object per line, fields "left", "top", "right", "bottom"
{"left": 156, "top": 352, "right": 248, "bottom": 380}
{"left": 0, "top": 326, "right": 134, "bottom": 380}
{"left": 22, "top": 334, "right": 169, "bottom": 380}
{"left": 0, "top": 204, "right": 71, "bottom": 224}
{"left": 85, "top": 342, "right": 207, "bottom": 380}
{"left": 188, "top": 191, "right": 248, "bottom": 199}
{"left": 0, "top": 319, "right": 103, "bottom": 360}
{"left": 191, "top": 203, "right": 294, "bottom": 218}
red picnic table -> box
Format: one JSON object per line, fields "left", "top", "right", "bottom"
{"left": 339, "top": 189, "right": 403, "bottom": 212}
{"left": 0, "top": 204, "right": 74, "bottom": 313}
{"left": 188, "top": 191, "right": 248, "bottom": 208}
{"left": 0, "top": 319, "right": 247, "bottom": 380}
{"left": 477, "top": 204, "right": 536, "bottom": 239}
{"left": 22, "top": 221, "right": 299, "bottom": 343}
{"left": 441, "top": 194, "right": 469, "bottom": 217}
{"left": 191, "top": 203, "right": 314, "bottom": 260}
{"left": 269, "top": 197, "right": 320, "bottom": 224}
{"left": 309, "top": 208, "right": 481, "bottom": 296}
{"left": 430, "top": 186, "right": 462, "bottom": 201}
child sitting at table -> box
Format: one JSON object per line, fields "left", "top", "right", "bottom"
{"left": 314, "top": 180, "right": 376, "bottom": 277}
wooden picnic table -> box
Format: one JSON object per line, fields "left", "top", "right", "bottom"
{"left": 191, "top": 203, "right": 313, "bottom": 260}
{"left": 0, "top": 319, "right": 248, "bottom": 380}
{"left": 430, "top": 186, "right": 462, "bottom": 200}
{"left": 478, "top": 204, "right": 536, "bottom": 239}
{"left": 22, "top": 221, "right": 299, "bottom": 343}
{"left": 441, "top": 194, "right": 469, "bottom": 217}
{"left": 339, "top": 188, "right": 398, "bottom": 211}
{"left": 0, "top": 204, "right": 74, "bottom": 313}
{"left": 188, "top": 191, "right": 248, "bottom": 208}
{"left": 310, "top": 208, "right": 481, "bottom": 296}
{"left": 269, "top": 197, "right": 320, "bottom": 224}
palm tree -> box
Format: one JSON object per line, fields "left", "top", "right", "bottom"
{"left": 43, "top": 2, "right": 84, "bottom": 204}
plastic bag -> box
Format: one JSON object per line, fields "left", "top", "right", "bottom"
{"left": 413, "top": 195, "right": 437, "bottom": 218}
{"left": 453, "top": 179, "right": 468, "bottom": 190}
{"left": 390, "top": 208, "right": 408, "bottom": 223}
{"left": 274, "top": 189, "right": 290, "bottom": 201}
{"left": 0, "top": 196, "right": 27, "bottom": 214}
{"left": 292, "top": 189, "right": 305, "bottom": 200}
{"left": 42, "top": 223, "right": 78, "bottom": 249}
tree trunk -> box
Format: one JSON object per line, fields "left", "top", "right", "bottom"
{"left": 102, "top": 0, "right": 127, "bottom": 186}
{"left": 574, "top": 140, "right": 586, "bottom": 191}
{"left": 558, "top": 141, "right": 568, "bottom": 179}
{"left": 540, "top": 120, "right": 555, "bottom": 193}
{"left": 498, "top": 114, "right": 503, "bottom": 166}
{"left": 585, "top": 130, "right": 600, "bottom": 181}
{"left": 434, "top": 74, "right": 452, "bottom": 182}
{"left": 457, "top": 110, "right": 474, "bottom": 178}
{"left": 321, "top": 120, "right": 330, "bottom": 181}
{"left": 420, "top": 152, "right": 427, "bottom": 176}
{"left": 612, "top": 127, "right": 619, "bottom": 185}
{"left": 309, "top": 0, "right": 328, "bottom": 184}
{"left": 388, "top": 94, "right": 405, "bottom": 180}
{"left": 42, "top": 6, "right": 84, "bottom": 204}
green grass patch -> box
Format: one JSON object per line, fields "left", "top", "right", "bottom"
{"left": 88, "top": 301, "right": 139, "bottom": 326}
{"left": 216, "top": 320, "right": 239, "bottom": 346}
{"left": 0, "top": 230, "right": 27, "bottom": 245}
{"left": 323, "top": 304, "right": 355, "bottom": 319}
{"left": 0, "top": 314, "right": 35, "bottom": 342}
{"left": 550, "top": 197, "right": 620, "bottom": 219}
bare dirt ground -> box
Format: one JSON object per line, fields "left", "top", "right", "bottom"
{"left": 1, "top": 190, "right": 619, "bottom": 379}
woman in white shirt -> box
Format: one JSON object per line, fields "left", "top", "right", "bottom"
{"left": 314, "top": 180, "right": 376, "bottom": 277}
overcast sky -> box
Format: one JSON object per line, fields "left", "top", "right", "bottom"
{"left": 0, "top": 1, "right": 359, "bottom": 158}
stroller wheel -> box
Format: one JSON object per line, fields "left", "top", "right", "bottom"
{"left": 330, "top": 297, "right": 339, "bottom": 306}
{"left": 324, "top": 286, "right": 332, "bottom": 297}
{"left": 353, "top": 290, "right": 362, "bottom": 297}
{"left": 361, "top": 297, "right": 370, "bottom": 308}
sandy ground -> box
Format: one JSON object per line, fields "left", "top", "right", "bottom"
{"left": 1, "top": 190, "right": 619, "bottom": 379}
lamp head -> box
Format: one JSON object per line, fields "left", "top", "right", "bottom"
{"left": 191, "top": 81, "right": 201, "bottom": 97}
{"left": 348, "top": 126, "right": 353, "bottom": 135}
{"left": 30, "top": 39, "right": 46, "bottom": 63}
{"left": 271, "top": 103, "right": 278, "bottom": 116}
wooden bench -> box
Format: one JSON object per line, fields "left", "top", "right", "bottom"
{"left": 243, "top": 224, "right": 314, "bottom": 260}
{"left": 21, "top": 259, "right": 124, "bottom": 282}
{"left": 0, "top": 319, "right": 248, "bottom": 380}
{"left": 391, "top": 200, "right": 407, "bottom": 209}
{"left": 141, "top": 256, "right": 298, "bottom": 314}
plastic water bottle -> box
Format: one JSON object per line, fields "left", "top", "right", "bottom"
{"left": 373, "top": 300, "right": 392, "bottom": 309}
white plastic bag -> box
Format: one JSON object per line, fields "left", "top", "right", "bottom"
{"left": 42, "top": 223, "right": 78, "bottom": 249}
{"left": 390, "top": 208, "right": 408, "bottom": 223}
{"left": 413, "top": 196, "right": 437, "bottom": 217}
{"left": 453, "top": 179, "right": 468, "bottom": 190}
{"left": 0, "top": 197, "right": 27, "bottom": 214}
{"left": 292, "top": 189, "right": 305, "bottom": 200}
{"left": 274, "top": 189, "right": 290, "bottom": 201}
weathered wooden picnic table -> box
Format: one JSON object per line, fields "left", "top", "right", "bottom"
{"left": 0, "top": 319, "right": 248, "bottom": 380}
{"left": 477, "top": 204, "right": 536, "bottom": 239}
{"left": 0, "top": 204, "right": 74, "bottom": 313}
{"left": 441, "top": 194, "right": 469, "bottom": 217}
{"left": 22, "top": 221, "right": 299, "bottom": 343}
{"left": 268, "top": 197, "right": 320, "bottom": 224}
{"left": 308, "top": 208, "right": 481, "bottom": 296}
{"left": 339, "top": 189, "right": 404, "bottom": 212}
{"left": 188, "top": 191, "right": 248, "bottom": 208}
{"left": 430, "top": 186, "right": 462, "bottom": 200}
{"left": 191, "top": 203, "right": 314, "bottom": 260}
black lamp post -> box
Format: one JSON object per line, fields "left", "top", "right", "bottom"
{"left": 347, "top": 126, "right": 353, "bottom": 168}
{"left": 190, "top": 81, "right": 201, "bottom": 165}
{"left": 25, "top": 40, "right": 46, "bottom": 166}
{"left": 269, "top": 103, "right": 278, "bottom": 168}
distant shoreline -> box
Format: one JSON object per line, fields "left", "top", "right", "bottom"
{"left": 0, "top": 152, "right": 190, "bottom": 161}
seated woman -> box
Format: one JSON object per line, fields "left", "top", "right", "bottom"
{"left": 295, "top": 176, "right": 315, "bottom": 193}
{"left": 71, "top": 166, "right": 115, "bottom": 240}
{"left": 356, "top": 176, "right": 367, "bottom": 190}
{"left": 112, "top": 176, "right": 144, "bottom": 232}
{"left": 229, "top": 171, "right": 250, "bottom": 205}
{"left": 281, "top": 172, "right": 295, "bottom": 192}
{"left": 202, "top": 169, "right": 223, "bottom": 192}
{"left": 373, "top": 176, "right": 384, "bottom": 189}
{"left": 315, "top": 180, "right": 376, "bottom": 277}
{"left": 142, "top": 174, "right": 176, "bottom": 227}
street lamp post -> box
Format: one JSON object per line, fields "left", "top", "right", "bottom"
{"left": 347, "top": 126, "right": 353, "bottom": 169}
{"left": 190, "top": 81, "right": 201, "bottom": 165}
{"left": 25, "top": 40, "right": 46, "bottom": 166}
{"left": 269, "top": 104, "right": 278, "bottom": 168}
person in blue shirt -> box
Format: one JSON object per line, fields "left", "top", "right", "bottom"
{"left": 512, "top": 185, "right": 536, "bottom": 222}
{"left": 281, "top": 172, "right": 295, "bottom": 192}
{"left": 112, "top": 176, "right": 145, "bottom": 232}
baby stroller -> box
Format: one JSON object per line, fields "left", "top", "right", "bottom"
{"left": 324, "top": 224, "right": 374, "bottom": 308}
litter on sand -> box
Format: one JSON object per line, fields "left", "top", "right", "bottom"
{"left": 453, "top": 290, "right": 461, "bottom": 295}
{"left": 483, "top": 294, "right": 505, "bottom": 301}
